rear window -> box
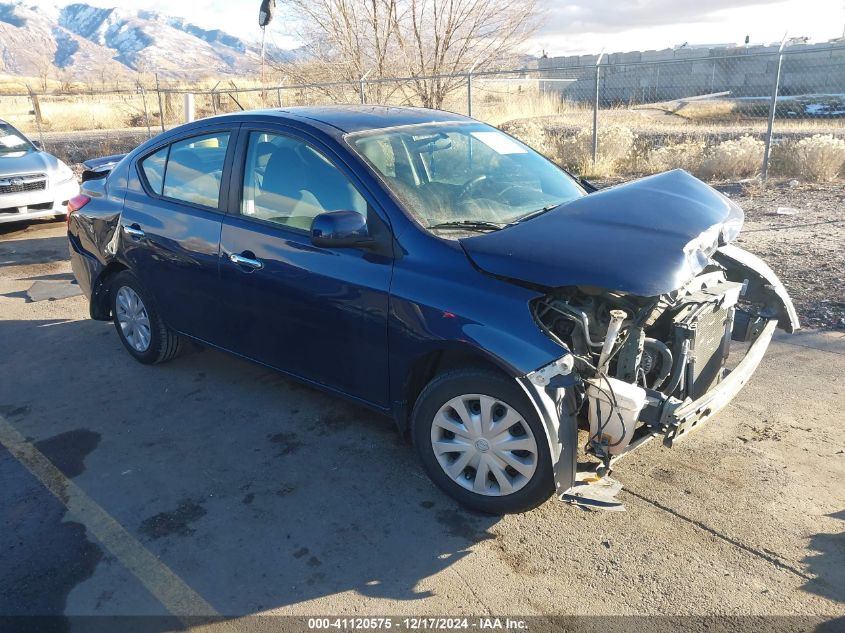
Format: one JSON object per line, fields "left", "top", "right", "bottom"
{"left": 140, "top": 147, "right": 168, "bottom": 195}
{"left": 139, "top": 132, "right": 230, "bottom": 209}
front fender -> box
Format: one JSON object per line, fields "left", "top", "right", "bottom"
{"left": 516, "top": 378, "right": 580, "bottom": 496}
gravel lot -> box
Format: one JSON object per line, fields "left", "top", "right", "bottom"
{"left": 727, "top": 181, "right": 845, "bottom": 331}
{"left": 1, "top": 189, "right": 843, "bottom": 630}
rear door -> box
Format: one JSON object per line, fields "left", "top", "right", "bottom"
{"left": 120, "top": 126, "right": 237, "bottom": 344}
{"left": 216, "top": 126, "right": 394, "bottom": 407}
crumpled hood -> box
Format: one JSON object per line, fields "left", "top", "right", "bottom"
{"left": 459, "top": 170, "right": 744, "bottom": 297}
{"left": 0, "top": 150, "right": 61, "bottom": 177}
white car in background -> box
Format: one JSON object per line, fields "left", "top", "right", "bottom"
{"left": 0, "top": 119, "right": 78, "bottom": 224}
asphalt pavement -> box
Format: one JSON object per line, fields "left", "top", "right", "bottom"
{"left": 1, "top": 219, "right": 843, "bottom": 632}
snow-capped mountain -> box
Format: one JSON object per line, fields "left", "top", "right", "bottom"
{"left": 0, "top": 2, "right": 292, "bottom": 81}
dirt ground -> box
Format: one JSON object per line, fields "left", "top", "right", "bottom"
{"left": 0, "top": 207, "right": 843, "bottom": 630}
{"left": 725, "top": 180, "right": 845, "bottom": 331}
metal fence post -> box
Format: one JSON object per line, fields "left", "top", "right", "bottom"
{"left": 360, "top": 70, "right": 372, "bottom": 105}
{"left": 139, "top": 82, "right": 152, "bottom": 138}
{"left": 592, "top": 53, "right": 605, "bottom": 171}
{"left": 26, "top": 87, "right": 46, "bottom": 150}
{"left": 762, "top": 39, "right": 787, "bottom": 181}
{"left": 183, "top": 93, "right": 195, "bottom": 123}
{"left": 154, "top": 73, "right": 165, "bottom": 132}
{"left": 467, "top": 72, "right": 473, "bottom": 117}
{"left": 466, "top": 62, "right": 479, "bottom": 118}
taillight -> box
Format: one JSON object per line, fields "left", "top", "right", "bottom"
{"left": 67, "top": 194, "right": 91, "bottom": 227}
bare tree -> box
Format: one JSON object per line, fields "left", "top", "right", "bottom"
{"left": 277, "top": 0, "right": 404, "bottom": 103}
{"left": 279, "top": 0, "right": 538, "bottom": 108}
{"left": 393, "top": 0, "right": 539, "bottom": 108}
{"left": 32, "top": 52, "right": 53, "bottom": 92}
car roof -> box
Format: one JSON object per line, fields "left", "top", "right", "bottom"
{"left": 247, "top": 105, "right": 472, "bottom": 135}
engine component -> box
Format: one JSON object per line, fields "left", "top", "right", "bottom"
{"left": 641, "top": 338, "right": 672, "bottom": 389}
{"left": 616, "top": 326, "right": 645, "bottom": 383}
{"left": 670, "top": 285, "right": 740, "bottom": 399}
{"left": 586, "top": 375, "right": 647, "bottom": 457}
{"left": 597, "top": 310, "right": 627, "bottom": 371}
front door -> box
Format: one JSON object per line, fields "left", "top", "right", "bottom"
{"left": 218, "top": 129, "right": 393, "bottom": 407}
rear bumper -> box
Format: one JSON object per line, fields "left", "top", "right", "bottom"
{"left": 68, "top": 232, "right": 101, "bottom": 302}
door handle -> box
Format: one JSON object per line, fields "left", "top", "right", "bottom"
{"left": 123, "top": 225, "right": 145, "bottom": 238}
{"left": 229, "top": 252, "right": 264, "bottom": 270}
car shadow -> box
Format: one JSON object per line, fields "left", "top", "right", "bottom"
{"left": 0, "top": 236, "right": 70, "bottom": 268}
{"left": 0, "top": 216, "right": 64, "bottom": 237}
{"left": 0, "top": 318, "right": 499, "bottom": 628}
{"left": 23, "top": 272, "right": 76, "bottom": 282}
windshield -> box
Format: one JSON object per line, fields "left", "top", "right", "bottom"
{"left": 0, "top": 122, "right": 34, "bottom": 155}
{"left": 350, "top": 123, "right": 585, "bottom": 233}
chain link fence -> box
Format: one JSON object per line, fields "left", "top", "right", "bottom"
{"left": 529, "top": 43, "right": 845, "bottom": 181}
{"left": 2, "top": 42, "right": 843, "bottom": 181}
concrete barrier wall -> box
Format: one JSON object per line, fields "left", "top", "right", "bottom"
{"left": 538, "top": 42, "right": 845, "bottom": 105}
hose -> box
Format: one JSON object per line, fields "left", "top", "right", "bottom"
{"left": 539, "top": 301, "right": 604, "bottom": 348}
{"left": 644, "top": 338, "right": 673, "bottom": 389}
{"left": 661, "top": 339, "right": 690, "bottom": 398}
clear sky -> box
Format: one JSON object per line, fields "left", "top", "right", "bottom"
{"left": 52, "top": 0, "right": 845, "bottom": 56}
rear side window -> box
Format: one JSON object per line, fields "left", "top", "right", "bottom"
{"left": 139, "top": 132, "right": 230, "bottom": 209}
{"left": 140, "top": 147, "right": 168, "bottom": 195}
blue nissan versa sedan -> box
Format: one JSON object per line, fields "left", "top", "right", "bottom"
{"left": 68, "top": 106, "right": 798, "bottom": 513}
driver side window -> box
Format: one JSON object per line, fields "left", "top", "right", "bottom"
{"left": 241, "top": 132, "right": 367, "bottom": 232}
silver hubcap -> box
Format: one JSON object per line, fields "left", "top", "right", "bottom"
{"left": 431, "top": 394, "right": 539, "bottom": 497}
{"left": 116, "top": 286, "right": 151, "bottom": 352}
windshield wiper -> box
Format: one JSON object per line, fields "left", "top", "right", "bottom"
{"left": 427, "top": 220, "right": 506, "bottom": 232}
{"left": 508, "top": 203, "right": 565, "bottom": 225}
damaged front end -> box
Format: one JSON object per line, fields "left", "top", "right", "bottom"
{"left": 457, "top": 170, "right": 800, "bottom": 508}
{"left": 527, "top": 244, "right": 798, "bottom": 505}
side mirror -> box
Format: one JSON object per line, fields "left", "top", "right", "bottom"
{"left": 310, "top": 210, "right": 373, "bottom": 248}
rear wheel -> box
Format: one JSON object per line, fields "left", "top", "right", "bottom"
{"left": 411, "top": 368, "right": 554, "bottom": 514}
{"left": 110, "top": 271, "right": 183, "bottom": 365}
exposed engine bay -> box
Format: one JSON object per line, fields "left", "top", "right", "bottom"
{"left": 529, "top": 246, "right": 799, "bottom": 478}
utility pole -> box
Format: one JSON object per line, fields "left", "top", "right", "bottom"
{"left": 258, "top": 0, "right": 276, "bottom": 106}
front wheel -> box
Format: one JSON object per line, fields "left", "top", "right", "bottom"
{"left": 411, "top": 368, "right": 554, "bottom": 514}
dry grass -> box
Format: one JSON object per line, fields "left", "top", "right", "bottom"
{"left": 504, "top": 120, "right": 637, "bottom": 177}
{"left": 558, "top": 125, "right": 637, "bottom": 177}
{"left": 639, "top": 139, "right": 707, "bottom": 174}
{"left": 697, "top": 135, "right": 765, "bottom": 180}
{"left": 637, "top": 98, "right": 744, "bottom": 122}
{"left": 778, "top": 134, "right": 845, "bottom": 182}
{"left": 472, "top": 87, "right": 584, "bottom": 127}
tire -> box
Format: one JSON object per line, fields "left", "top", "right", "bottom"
{"left": 109, "top": 270, "right": 183, "bottom": 365}
{"left": 411, "top": 368, "right": 554, "bottom": 514}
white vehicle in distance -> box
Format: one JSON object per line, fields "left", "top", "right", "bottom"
{"left": 0, "top": 119, "right": 79, "bottom": 224}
